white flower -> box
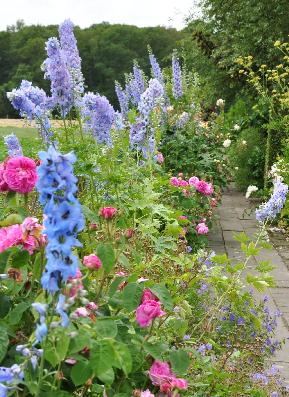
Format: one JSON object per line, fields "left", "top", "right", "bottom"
{"left": 167, "top": 105, "right": 174, "bottom": 112}
{"left": 245, "top": 185, "right": 258, "bottom": 199}
{"left": 223, "top": 139, "right": 231, "bottom": 148}
{"left": 233, "top": 124, "right": 241, "bottom": 131}
{"left": 242, "top": 140, "right": 247, "bottom": 145}
{"left": 216, "top": 98, "right": 225, "bottom": 107}
{"left": 234, "top": 167, "right": 239, "bottom": 170}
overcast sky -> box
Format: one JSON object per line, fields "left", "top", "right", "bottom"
{"left": 1, "top": 0, "right": 197, "bottom": 31}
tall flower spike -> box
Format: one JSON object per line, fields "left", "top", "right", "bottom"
{"left": 172, "top": 52, "right": 183, "bottom": 99}
{"left": 133, "top": 62, "right": 145, "bottom": 94}
{"left": 43, "top": 37, "right": 73, "bottom": 116}
{"left": 59, "top": 19, "right": 84, "bottom": 102}
{"left": 36, "top": 146, "right": 84, "bottom": 292}
{"left": 148, "top": 48, "right": 164, "bottom": 87}
{"left": 81, "top": 92, "right": 115, "bottom": 146}
{"left": 256, "top": 179, "right": 288, "bottom": 222}
{"left": 115, "top": 82, "right": 129, "bottom": 118}
{"left": 4, "top": 133, "right": 23, "bottom": 157}
{"left": 7, "top": 80, "right": 52, "bottom": 143}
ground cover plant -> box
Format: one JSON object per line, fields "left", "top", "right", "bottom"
{"left": 0, "top": 19, "right": 288, "bottom": 397}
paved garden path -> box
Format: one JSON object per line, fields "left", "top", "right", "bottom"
{"left": 209, "top": 185, "right": 289, "bottom": 381}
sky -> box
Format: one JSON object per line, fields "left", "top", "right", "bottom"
{"left": 1, "top": 0, "right": 198, "bottom": 31}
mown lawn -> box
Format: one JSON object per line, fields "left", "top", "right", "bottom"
{"left": 0, "top": 126, "right": 41, "bottom": 159}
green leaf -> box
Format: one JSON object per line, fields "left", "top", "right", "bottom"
{"left": 233, "top": 231, "right": 250, "bottom": 243}
{"left": 6, "top": 301, "right": 30, "bottom": 325}
{"left": 97, "top": 243, "right": 115, "bottom": 273}
{"left": 69, "top": 330, "right": 92, "bottom": 354}
{"left": 151, "top": 284, "right": 173, "bottom": 310}
{"left": 169, "top": 350, "right": 190, "bottom": 376}
{"left": 113, "top": 342, "right": 132, "bottom": 376}
{"left": 95, "top": 319, "right": 118, "bottom": 338}
{"left": 108, "top": 277, "right": 125, "bottom": 297}
{"left": 0, "top": 327, "right": 8, "bottom": 363}
{"left": 122, "top": 282, "right": 143, "bottom": 312}
{"left": 71, "top": 361, "right": 93, "bottom": 386}
{"left": 0, "top": 295, "right": 11, "bottom": 318}
{"left": 45, "top": 331, "right": 70, "bottom": 367}
{"left": 143, "top": 341, "right": 169, "bottom": 359}
{"left": 90, "top": 340, "right": 114, "bottom": 378}
{"left": 10, "top": 249, "right": 30, "bottom": 269}
{"left": 97, "top": 367, "right": 114, "bottom": 385}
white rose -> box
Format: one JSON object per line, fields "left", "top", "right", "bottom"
{"left": 233, "top": 124, "right": 241, "bottom": 131}
{"left": 245, "top": 185, "right": 258, "bottom": 199}
{"left": 216, "top": 98, "right": 225, "bottom": 107}
{"left": 223, "top": 139, "right": 231, "bottom": 148}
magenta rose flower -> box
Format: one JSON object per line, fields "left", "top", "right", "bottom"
{"left": 140, "top": 390, "right": 155, "bottom": 397}
{"left": 149, "top": 360, "right": 188, "bottom": 393}
{"left": 188, "top": 176, "right": 199, "bottom": 187}
{"left": 0, "top": 224, "right": 22, "bottom": 253}
{"left": 0, "top": 163, "right": 9, "bottom": 192}
{"left": 3, "top": 156, "right": 37, "bottom": 194}
{"left": 141, "top": 288, "right": 158, "bottom": 303}
{"left": 136, "top": 299, "right": 165, "bottom": 327}
{"left": 196, "top": 222, "right": 209, "bottom": 235}
{"left": 170, "top": 177, "right": 180, "bottom": 187}
{"left": 99, "top": 206, "right": 117, "bottom": 219}
{"left": 83, "top": 254, "right": 102, "bottom": 270}
{"left": 195, "top": 179, "right": 214, "bottom": 196}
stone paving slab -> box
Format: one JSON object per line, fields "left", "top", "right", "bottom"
{"left": 209, "top": 186, "right": 289, "bottom": 379}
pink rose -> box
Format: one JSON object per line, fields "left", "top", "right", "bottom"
{"left": 0, "top": 163, "right": 9, "bottom": 192}
{"left": 3, "top": 156, "right": 37, "bottom": 194}
{"left": 0, "top": 224, "right": 22, "bottom": 253}
{"left": 149, "top": 361, "right": 188, "bottom": 393}
{"left": 156, "top": 152, "right": 164, "bottom": 164}
{"left": 86, "top": 302, "right": 98, "bottom": 311}
{"left": 83, "top": 254, "right": 102, "bottom": 270}
{"left": 196, "top": 222, "right": 209, "bottom": 235}
{"left": 180, "top": 180, "right": 188, "bottom": 187}
{"left": 68, "top": 269, "right": 83, "bottom": 297}
{"left": 99, "top": 207, "right": 117, "bottom": 219}
{"left": 178, "top": 215, "right": 188, "bottom": 221}
{"left": 74, "top": 307, "right": 89, "bottom": 318}
{"left": 142, "top": 288, "right": 158, "bottom": 303}
{"left": 170, "top": 177, "right": 180, "bottom": 187}
{"left": 136, "top": 300, "right": 165, "bottom": 327}
{"left": 195, "top": 180, "right": 214, "bottom": 196}
{"left": 140, "top": 390, "right": 155, "bottom": 397}
{"left": 188, "top": 176, "right": 199, "bottom": 186}
{"left": 125, "top": 228, "right": 134, "bottom": 239}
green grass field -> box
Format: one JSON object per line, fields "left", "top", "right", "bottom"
{"left": 0, "top": 126, "right": 37, "bottom": 139}
{"left": 0, "top": 126, "right": 41, "bottom": 159}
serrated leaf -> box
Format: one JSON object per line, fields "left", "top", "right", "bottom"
{"left": 113, "top": 342, "right": 132, "bottom": 375}
{"left": 0, "top": 327, "right": 8, "bottom": 363}
{"left": 143, "top": 342, "right": 169, "bottom": 359}
{"left": 122, "top": 282, "right": 143, "bottom": 312}
{"left": 233, "top": 232, "right": 250, "bottom": 243}
{"left": 97, "top": 243, "right": 115, "bottom": 273}
{"left": 6, "top": 301, "right": 30, "bottom": 325}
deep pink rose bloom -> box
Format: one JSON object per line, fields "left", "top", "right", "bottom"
{"left": 136, "top": 300, "right": 165, "bottom": 327}
{"left": 196, "top": 222, "right": 209, "bottom": 235}
{"left": 142, "top": 288, "right": 158, "bottom": 303}
{"left": 178, "top": 215, "right": 188, "bottom": 221}
{"left": 188, "top": 176, "right": 199, "bottom": 187}
{"left": 100, "top": 207, "right": 117, "bottom": 219}
{"left": 195, "top": 180, "right": 214, "bottom": 196}
{"left": 0, "top": 163, "right": 9, "bottom": 192}
{"left": 149, "top": 361, "right": 188, "bottom": 393}
{"left": 180, "top": 180, "right": 188, "bottom": 187}
{"left": 86, "top": 302, "right": 98, "bottom": 311}
{"left": 83, "top": 254, "right": 102, "bottom": 270}
{"left": 3, "top": 156, "right": 37, "bottom": 194}
{"left": 170, "top": 177, "right": 180, "bottom": 187}
{"left": 0, "top": 224, "right": 22, "bottom": 253}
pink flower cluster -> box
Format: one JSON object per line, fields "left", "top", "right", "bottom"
{"left": 196, "top": 222, "right": 209, "bottom": 235}
{"left": 0, "top": 156, "right": 37, "bottom": 194}
{"left": 189, "top": 176, "right": 214, "bottom": 196}
{"left": 0, "top": 217, "right": 45, "bottom": 254}
{"left": 136, "top": 289, "right": 165, "bottom": 328}
{"left": 149, "top": 360, "right": 188, "bottom": 394}
{"left": 170, "top": 175, "right": 214, "bottom": 196}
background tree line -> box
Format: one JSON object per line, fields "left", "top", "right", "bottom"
{"left": 0, "top": 20, "right": 184, "bottom": 117}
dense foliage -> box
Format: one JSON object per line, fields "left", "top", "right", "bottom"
{"left": 0, "top": 19, "right": 287, "bottom": 397}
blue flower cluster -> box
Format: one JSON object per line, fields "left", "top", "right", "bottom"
{"left": 43, "top": 37, "right": 73, "bottom": 116}
{"left": 129, "top": 79, "right": 164, "bottom": 156}
{"left": 172, "top": 53, "right": 183, "bottom": 99}
{"left": 7, "top": 80, "right": 52, "bottom": 142}
{"left": 4, "top": 133, "right": 22, "bottom": 157}
{"left": 59, "top": 19, "right": 84, "bottom": 101}
{"left": 36, "top": 146, "right": 84, "bottom": 293}
{"left": 0, "top": 364, "right": 23, "bottom": 396}
{"left": 31, "top": 302, "right": 48, "bottom": 342}
{"left": 125, "top": 63, "right": 146, "bottom": 106}
{"left": 115, "top": 82, "right": 129, "bottom": 118}
{"left": 81, "top": 92, "right": 115, "bottom": 146}
{"left": 256, "top": 179, "right": 288, "bottom": 222}
{"left": 175, "top": 112, "right": 189, "bottom": 129}
{"left": 149, "top": 51, "right": 164, "bottom": 87}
